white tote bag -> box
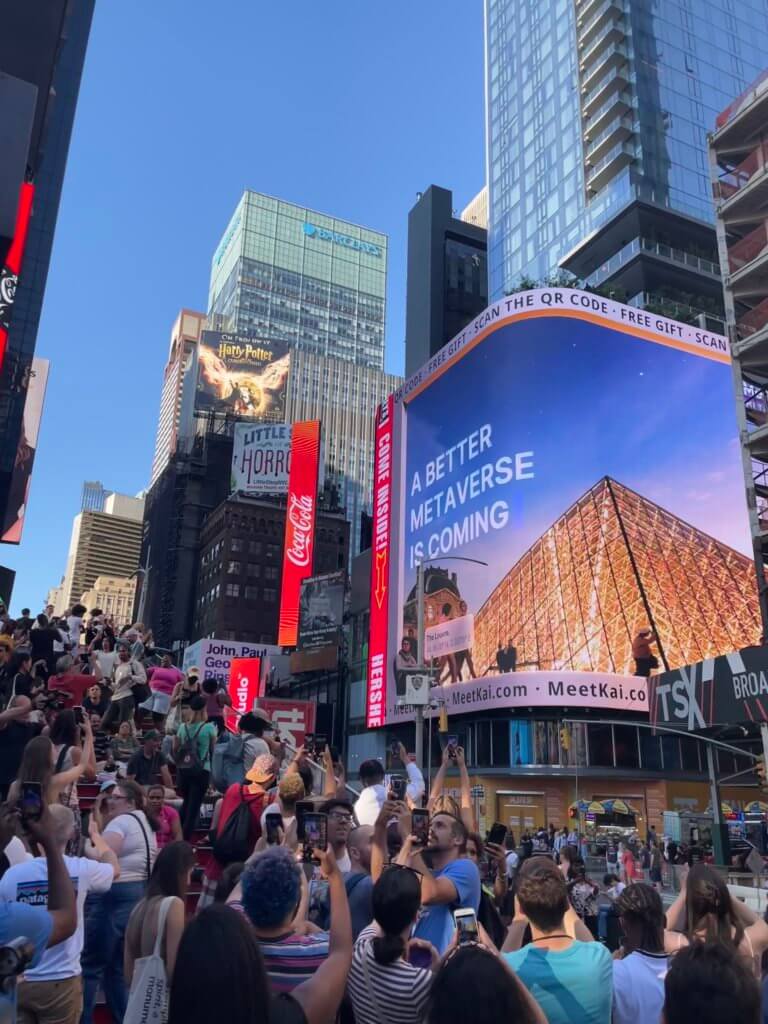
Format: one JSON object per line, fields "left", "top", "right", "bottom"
{"left": 123, "top": 896, "right": 175, "bottom": 1024}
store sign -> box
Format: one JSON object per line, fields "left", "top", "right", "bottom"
{"left": 257, "top": 697, "right": 316, "bottom": 751}
{"left": 366, "top": 396, "right": 394, "bottom": 728}
{"left": 225, "top": 657, "right": 262, "bottom": 733}
{"left": 182, "top": 638, "right": 282, "bottom": 686}
{"left": 302, "top": 222, "right": 382, "bottom": 257}
{"left": 278, "top": 420, "right": 321, "bottom": 646}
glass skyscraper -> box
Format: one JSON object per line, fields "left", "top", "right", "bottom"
{"left": 485, "top": 0, "right": 768, "bottom": 320}
{"left": 208, "top": 191, "right": 387, "bottom": 370}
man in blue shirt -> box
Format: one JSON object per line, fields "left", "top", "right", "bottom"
{"left": 399, "top": 811, "right": 481, "bottom": 955}
{"left": 0, "top": 802, "right": 77, "bottom": 1023}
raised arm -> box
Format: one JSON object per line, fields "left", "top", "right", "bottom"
{"left": 292, "top": 847, "right": 353, "bottom": 1024}
{"left": 371, "top": 799, "right": 399, "bottom": 882}
{"left": 428, "top": 745, "right": 450, "bottom": 813}
{"left": 51, "top": 717, "right": 95, "bottom": 793}
{"left": 455, "top": 746, "right": 476, "bottom": 832}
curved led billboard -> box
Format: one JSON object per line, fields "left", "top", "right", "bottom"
{"left": 366, "top": 288, "right": 761, "bottom": 727}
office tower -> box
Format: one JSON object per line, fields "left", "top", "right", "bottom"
{"left": 59, "top": 492, "right": 144, "bottom": 609}
{"left": 78, "top": 575, "right": 137, "bottom": 624}
{"left": 404, "top": 186, "right": 489, "bottom": 376}
{"left": 474, "top": 477, "right": 761, "bottom": 676}
{"left": 0, "top": 1, "right": 95, "bottom": 534}
{"left": 150, "top": 309, "right": 206, "bottom": 486}
{"left": 193, "top": 493, "right": 349, "bottom": 644}
{"left": 286, "top": 350, "right": 402, "bottom": 557}
{"left": 484, "top": 0, "right": 768, "bottom": 326}
{"left": 461, "top": 186, "right": 489, "bottom": 229}
{"left": 710, "top": 70, "right": 768, "bottom": 630}
{"left": 208, "top": 191, "right": 387, "bottom": 370}
{"left": 81, "top": 481, "right": 107, "bottom": 513}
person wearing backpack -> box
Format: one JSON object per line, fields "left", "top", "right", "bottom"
{"left": 198, "top": 753, "right": 278, "bottom": 910}
{"left": 173, "top": 695, "right": 218, "bottom": 839}
{"left": 123, "top": 842, "right": 195, "bottom": 1024}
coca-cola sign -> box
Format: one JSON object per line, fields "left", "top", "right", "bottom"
{"left": 286, "top": 493, "right": 314, "bottom": 567}
{"left": 278, "top": 420, "right": 321, "bottom": 646}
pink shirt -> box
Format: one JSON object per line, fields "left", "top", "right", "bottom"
{"left": 147, "top": 666, "right": 184, "bottom": 695}
{"left": 156, "top": 804, "right": 180, "bottom": 848}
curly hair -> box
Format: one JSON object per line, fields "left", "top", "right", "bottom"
{"left": 615, "top": 882, "right": 665, "bottom": 953}
{"left": 241, "top": 847, "right": 301, "bottom": 928}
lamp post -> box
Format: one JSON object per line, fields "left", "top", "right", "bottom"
{"left": 412, "top": 555, "right": 488, "bottom": 770}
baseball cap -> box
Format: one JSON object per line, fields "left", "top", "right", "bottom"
{"left": 252, "top": 707, "right": 274, "bottom": 728}
{"left": 246, "top": 754, "right": 279, "bottom": 785}
{"left": 99, "top": 779, "right": 117, "bottom": 793}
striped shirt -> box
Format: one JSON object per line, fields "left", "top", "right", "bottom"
{"left": 347, "top": 928, "right": 433, "bottom": 1024}
{"left": 257, "top": 929, "right": 329, "bottom": 994}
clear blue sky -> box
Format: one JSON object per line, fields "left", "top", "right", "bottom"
{"left": 3, "top": 0, "right": 485, "bottom": 615}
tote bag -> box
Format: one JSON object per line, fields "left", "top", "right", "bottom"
{"left": 123, "top": 895, "right": 175, "bottom": 1024}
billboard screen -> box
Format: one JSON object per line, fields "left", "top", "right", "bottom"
{"left": 1, "top": 356, "right": 49, "bottom": 544}
{"left": 367, "top": 288, "right": 761, "bottom": 727}
{"left": 225, "top": 657, "right": 262, "bottom": 733}
{"left": 278, "top": 420, "right": 322, "bottom": 647}
{"left": 196, "top": 330, "right": 289, "bottom": 419}
{"left": 231, "top": 422, "right": 291, "bottom": 495}
{"left": 298, "top": 571, "right": 345, "bottom": 652}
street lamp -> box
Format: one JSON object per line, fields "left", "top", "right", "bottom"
{"left": 412, "top": 555, "right": 488, "bottom": 769}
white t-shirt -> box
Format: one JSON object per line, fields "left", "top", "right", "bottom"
{"left": 612, "top": 950, "right": 669, "bottom": 1024}
{"left": 105, "top": 811, "right": 157, "bottom": 882}
{"left": 4, "top": 837, "right": 31, "bottom": 866}
{"left": 66, "top": 616, "right": 83, "bottom": 649}
{"left": 0, "top": 855, "right": 114, "bottom": 980}
{"left": 506, "top": 851, "right": 520, "bottom": 877}
{"left": 95, "top": 650, "right": 117, "bottom": 677}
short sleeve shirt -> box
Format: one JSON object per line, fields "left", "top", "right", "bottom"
{"left": 412, "top": 858, "right": 481, "bottom": 955}
{"left": 503, "top": 940, "right": 613, "bottom": 1024}
{"left": 176, "top": 721, "right": 217, "bottom": 769}
{"left": 104, "top": 811, "right": 157, "bottom": 882}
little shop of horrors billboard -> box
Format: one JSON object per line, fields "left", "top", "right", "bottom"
{"left": 365, "top": 288, "right": 761, "bottom": 728}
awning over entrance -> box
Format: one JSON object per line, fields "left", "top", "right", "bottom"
{"left": 569, "top": 798, "right": 640, "bottom": 816}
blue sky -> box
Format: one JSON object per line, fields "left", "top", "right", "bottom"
{"left": 402, "top": 317, "right": 752, "bottom": 613}
{"left": 3, "top": 1, "right": 485, "bottom": 614}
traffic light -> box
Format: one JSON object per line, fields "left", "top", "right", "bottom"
{"left": 559, "top": 725, "right": 570, "bottom": 752}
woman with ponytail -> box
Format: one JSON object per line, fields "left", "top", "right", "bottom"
{"left": 347, "top": 864, "right": 436, "bottom": 1024}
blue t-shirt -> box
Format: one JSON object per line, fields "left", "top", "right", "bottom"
{"left": 413, "top": 857, "right": 481, "bottom": 955}
{"left": 0, "top": 899, "right": 53, "bottom": 1022}
{"left": 504, "top": 940, "right": 612, "bottom": 1024}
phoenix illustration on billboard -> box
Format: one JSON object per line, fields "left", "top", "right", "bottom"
{"left": 196, "top": 329, "right": 289, "bottom": 419}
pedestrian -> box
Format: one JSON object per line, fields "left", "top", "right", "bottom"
{"left": 345, "top": 825, "right": 375, "bottom": 939}
{"left": 632, "top": 627, "right": 659, "bottom": 677}
{"left": 102, "top": 647, "right": 146, "bottom": 732}
{"left": 141, "top": 652, "right": 184, "bottom": 723}
{"left": 201, "top": 676, "right": 231, "bottom": 735}
{"left": 0, "top": 696, "right": 44, "bottom": 801}
{"left": 649, "top": 841, "right": 663, "bottom": 890}
{"left": 146, "top": 783, "right": 183, "bottom": 849}
{"left": 427, "top": 944, "right": 545, "bottom": 1024}
{"left": 612, "top": 883, "right": 669, "bottom": 1024}
{"left": 664, "top": 942, "right": 760, "bottom": 1024}
{"left": 110, "top": 720, "right": 140, "bottom": 766}
{"left": 173, "top": 695, "right": 217, "bottom": 839}
{"left": 49, "top": 709, "right": 96, "bottom": 855}
{"left": 125, "top": 729, "right": 174, "bottom": 791}
{"left": 347, "top": 864, "right": 436, "bottom": 1024}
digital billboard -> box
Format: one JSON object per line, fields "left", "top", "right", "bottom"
{"left": 1, "top": 356, "right": 49, "bottom": 544}
{"left": 0, "top": 182, "right": 34, "bottom": 375}
{"left": 225, "top": 657, "right": 262, "bottom": 733}
{"left": 278, "top": 420, "right": 322, "bottom": 647}
{"left": 196, "top": 330, "right": 289, "bottom": 419}
{"left": 231, "top": 422, "right": 291, "bottom": 495}
{"left": 298, "top": 571, "right": 345, "bottom": 652}
{"left": 366, "top": 288, "right": 761, "bottom": 728}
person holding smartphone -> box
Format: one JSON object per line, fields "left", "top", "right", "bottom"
{"left": 398, "top": 811, "right": 481, "bottom": 956}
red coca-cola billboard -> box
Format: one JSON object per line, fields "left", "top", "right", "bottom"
{"left": 278, "top": 419, "right": 321, "bottom": 646}
{"left": 224, "top": 656, "right": 262, "bottom": 733}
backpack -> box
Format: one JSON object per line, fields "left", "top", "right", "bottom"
{"left": 176, "top": 723, "right": 207, "bottom": 780}
{"left": 211, "top": 735, "right": 246, "bottom": 793}
{"left": 123, "top": 896, "right": 174, "bottom": 1024}
{"left": 213, "top": 786, "right": 259, "bottom": 865}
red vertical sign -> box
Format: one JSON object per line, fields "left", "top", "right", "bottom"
{"left": 278, "top": 419, "right": 321, "bottom": 647}
{"left": 0, "top": 182, "right": 35, "bottom": 375}
{"left": 257, "top": 697, "right": 316, "bottom": 750}
{"left": 366, "top": 396, "right": 394, "bottom": 728}
{"left": 225, "top": 657, "right": 262, "bottom": 733}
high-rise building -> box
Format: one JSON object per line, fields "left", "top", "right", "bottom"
{"left": 59, "top": 492, "right": 144, "bottom": 609}
{"left": 474, "top": 477, "right": 761, "bottom": 676}
{"left": 149, "top": 309, "right": 205, "bottom": 486}
{"left": 709, "top": 69, "right": 768, "bottom": 630}
{"left": 484, "top": 0, "right": 768, "bottom": 326}
{"left": 0, "top": 1, "right": 95, "bottom": 533}
{"left": 81, "top": 481, "right": 107, "bottom": 513}
{"left": 208, "top": 191, "right": 387, "bottom": 370}
{"left": 78, "top": 575, "right": 137, "bottom": 624}
{"left": 404, "top": 186, "right": 488, "bottom": 376}
{"left": 286, "top": 350, "right": 401, "bottom": 556}
{"left": 461, "top": 186, "right": 489, "bottom": 229}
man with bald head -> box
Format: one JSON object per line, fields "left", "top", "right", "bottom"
{"left": 0, "top": 805, "right": 118, "bottom": 1024}
{"left": 346, "top": 824, "right": 374, "bottom": 938}
{"left": 0, "top": 695, "right": 44, "bottom": 800}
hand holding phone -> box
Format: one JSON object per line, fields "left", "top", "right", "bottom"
{"left": 390, "top": 775, "right": 407, "bottom": 802}
{"left": 446, "top": 735, "right": 459, "bottom": 759}
{"left": 302, "top": 811, "right": 328, "bottom": 863}
{"left": 411, "top": 808, "right": 429, "bottom": 847}
{"left": 454, "top": 907, "right": 479, "bottom": 945}
{"left": 487, "top": 822, "right": 507, "bottom": 847}
{"left": 19, "top": 782, "right": 43, "bottom": 823}
{"left": 266, "top": 814, "right": 283, "bottom": 846}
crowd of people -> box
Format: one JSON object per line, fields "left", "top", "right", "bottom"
{"left": 0, "top": 601, "right": 767, "bottom": 1024}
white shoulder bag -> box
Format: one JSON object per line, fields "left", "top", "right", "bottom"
{"left": 123, "top": 895, "right": 175, "bottom": 1024}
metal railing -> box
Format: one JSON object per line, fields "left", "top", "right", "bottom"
{"left": 578, "top": 0, "right": 622, "bottom": 39}
{"left": 714, "top": 141, "right": 768, "bottom": 201}
{"left": 582, "top": 63, "right": 629, "bottom": 111}
{"left": 728, "top": 220, "right": 768, "bottom": 274}
{"left": 585, "top": 237, "right": 720, "bottom": 288}
{"left": 582, "top": 46, "right": 629, "bottom": 96}
{"left": 581, "top": 19, "right": 625, "bottom": 69}
{"left": 586, "top": 115, "right": 633, "bottom": 157}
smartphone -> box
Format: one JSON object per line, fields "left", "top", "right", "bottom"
{"left": 73, "top": 705, "right": 85, "bottom": 725}
{"left": 19, "top": 782, "right": 43, "bottom": 822}
{"left": 390, "top": 739, "right": 401, "bottom": 759}
{"left": 454, "top": 907, "right": 479, "bottom": 945}
{"left": 295, "top": 800, "right": 314, "bottom": 841}
{"left": 446, "top": 735, "right": 459, "bottom": 758}
{"left": 487, "top": 822, "right": 508, "bottom": 847}
{"left": 390, "top": 775, "right": 407, "bottom": 801}
{"left": 265, "top": 814, "right": 282, "bottom": 845}
{"left": 304, "top": 733, "right": 315, "bottom": 757}
{"left": 314, "top": 734, "right": 327, "bottom": 756}
{"left": 408, "top": 944, "right": 433, "bottom": 970}
{"left": 411, "top": 808, "right": 430, "bottom": 846}
{"left": 303, "top": 812, "right": 328, "bottom": 862}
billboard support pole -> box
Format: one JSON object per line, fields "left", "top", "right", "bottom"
{"left": 761, "top": 723, "right": 768, "bottom": 779}
{"left": 415, "top": 561, "right": 425, "bottom": 770}
{"left": 706, "top": 744, "right": 728, "bottom": 865}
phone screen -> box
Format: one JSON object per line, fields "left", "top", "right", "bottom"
{"left": 446, "top": 735, "right": 459, "bottom": 757}
{"left": 488, "top": 822, "right": 508, "bottom": 846}
{"left": 390, "top": 775, "right": 407, "bottom": 801}
{"left": 303, "top": 812, "right": 328, "bottom": 861}
{"left": 266, "top": 814, "right": 282, "bottom": 845}
{"left": 295, "top": 800, "right": 314, "bottom": 841}
{"left": 412, "top": 808, "right": 429, "bottom": 846}
{"left": 20, "top": 782, "right": 43, "bottom": 822}
{"left": 408, "top": 944, "right": 433, "bottom": 970}
{"left": 454, "top": 908, "right": 479, "bottom": 945}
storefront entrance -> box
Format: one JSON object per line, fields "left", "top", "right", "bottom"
{"left": 496, "top": 791, "right": 545, "bottom": 834}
